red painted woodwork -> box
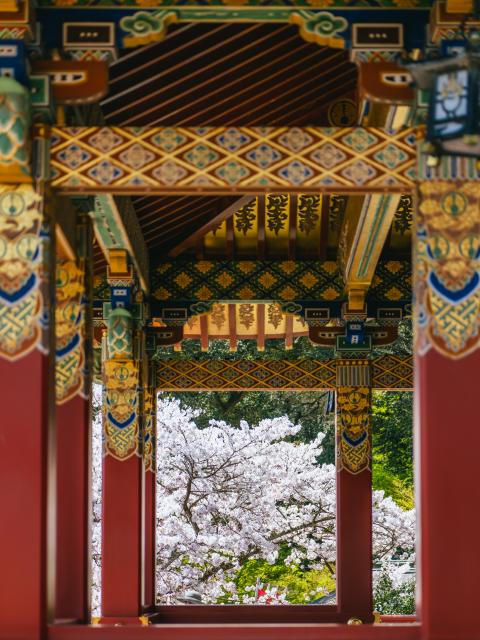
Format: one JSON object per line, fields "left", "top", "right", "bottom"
{"left": 0, "top": 352, "right": 55, "bottom": 640}
{"left": 144, "top": 468, "right": 156, "bottom": 611}
{"left": 48, "top": 622, "right": 421, "bottom": 640}
{"left": 102, "top": 455, "right": 144, "bottom": 617}
{"left": 56, "top": 395, "right": 91, "bottom": 621}
{"left": 415, "top": 350, "right": 480, "bottom": 640}
{"left": 336, "top": 469, "right": 373, "bottom": 623}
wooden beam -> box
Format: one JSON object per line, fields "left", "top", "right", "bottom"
{"left": 338, "top": 194, "right": 402, "bottom": 313}
{"left": 285, "top": 314, "right": 294, "bottom": 350}
{"left": 288, "top": 194, "right": 297, "bottom": 260}
{"left": 92, "top": 195, "right": 149, "bottom": 292}
{"left": 257, "top": 195, "right": 266, "bottom": 260}
{"left": 257, "top": 303, "right": 265, "bottom": 352}
{"left": 155, "top": 355, "right": 413, "bottom": 392}
{"left": 50, "top": 127, "right": 418, "bottom": 195}
{"left": 200, "top": 314, "right": 209, "bottom": 352}
{"left": 168, "top": 196, "right": 253, "bottom": 258}
{"left": 228, "top": 304, "right": 237, "bottom": 352}
{"left": 226, "top": 215, "right": 235, "bottom": 260}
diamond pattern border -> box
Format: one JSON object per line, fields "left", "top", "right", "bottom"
{"left": 50, "top": 126, "right": 417, "bottom": 194}
{"left": 156, "top": 355, "right": 412, "bottom": 391}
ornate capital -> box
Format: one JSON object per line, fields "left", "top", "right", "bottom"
{"left": 0, "top": 185, "right": 43, "bottom": 360}
{"left": 103, "top": 359, "right": 140, "bottom": 460}
{"left": 336, "top": 360, "right": 371, "bottom": 474}
{"left": 55, "top": 259, "right": 85, "bottom": 404}
{"left": 416, "top": 181, "right": 480, "bottom": 359}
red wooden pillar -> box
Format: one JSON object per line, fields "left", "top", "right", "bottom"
{"left": 55, "top": 248, "right": 92, "bottom": 622}
{"left": 335, "top": 360, "right": 373, "bottom": 623}
{"left": 143, "top": 386, "right": 157, "bottom": 611}
{"left": 55, "top": 396, "right": 91, "bottom": 621}
{"left": 101, "top": 294, "right": 144, "bottom": 621}
{"left": 0, "top": 185, "right": 56, "bottom": 639}
{"left": 415, "top": 181, "right": 480, "bottom": 640}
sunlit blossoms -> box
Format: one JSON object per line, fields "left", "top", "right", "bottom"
{"left": 91, "top": 392, "right": 415, "bottom": 611}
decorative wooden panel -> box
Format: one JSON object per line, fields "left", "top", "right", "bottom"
{"left": 156, "top": 354, "right": 413, "bottom": 391}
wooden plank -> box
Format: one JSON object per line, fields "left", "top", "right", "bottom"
{"left": 169, "top": 196, "right": 253, "bottom": 258}
{"left": 285, "top": 314, "right": 294, "bottom": 350}
{"left": 228, "top": 304, "right": 237, "bottom": 352}
{"left": 288, "top": 194, "right": 297, "bottom": 260}
{"left": 257, "top": 303, "right": 265, "bottom": 352}
{"left": 257, "top": 195, "right": 266, "bottom": 260}
{"left": 200, "top": 314, "right": 209, "bottom": 352}
{"left": 226, "top": 215, "right": 235, "bottom": 260}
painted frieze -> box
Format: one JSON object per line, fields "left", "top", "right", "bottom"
{"left": 336, "top": 383, "right": 371, "bottom": 474}
{"left": 103, "top": 359, "right": 140, "bottom": 460}
{"left": 50, "top": 126, "right": 417, "bottom": 194}
{"left": 55, "top": 259, "right": 85, "bottom": 403}
{"left": 416, "top": 181, "right": 480, "bottom": 359}
{"left": 143, "top": 386, "right": 156, "bottom": 473}
{"left": 0, "top": 185, "right": 43, "bottom": 360}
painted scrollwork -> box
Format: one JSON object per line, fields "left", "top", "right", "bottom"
{"left": 103, "top": 359, "right": 140, "bottom": 460}
{"left": 55, "top": 259, "right": 85, "bottom": 403}
{"left": 143, "top": 387, "right": 156, "bottom": 473}
{"left": 336, "top": 386, "right": 371, "bottom": 474}
{"left": 0, "top": 185, "right": 43, "bottom": 360}
{"left": 416, "top": 181, "right": 480, "bottom": 359}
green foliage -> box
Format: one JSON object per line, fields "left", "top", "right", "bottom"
{"left": 235, "top": 554, "right": 336, "bottom": 604}
{"left": 372, "top": 391, "right": 414, "bottom": 487}
{"left": 373, "top": 571, "right": 415, "bottom": 615}
{"left": 372, "top": 460, "right": 414, "bottom": 510}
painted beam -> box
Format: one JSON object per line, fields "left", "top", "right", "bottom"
{"left": 150, "top": 259, "right": 410, "bottom": 307}
{"left": 92, "top": 194, "right": 149, "bottom": 292}
{"left": 338, "top": 193, "right": 401, "bottom": 312}
{"left": 50, "top": 126, "right": 417, "bottom": 194}
{"left": 155, "top": 354, "right": 413, "bottom": 391}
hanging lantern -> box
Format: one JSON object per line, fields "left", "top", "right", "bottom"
{"left": 407, "top": 32, "right": 480, "bottom": 158}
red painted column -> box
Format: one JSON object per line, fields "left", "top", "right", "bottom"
{"left": 0, "top": 352, "right": 55, "bottom": 639}
{"left": 416, "top": 351, "right": 480, "bottom": 640}
{"left": 102, "top": 454, "right": 144, "bottom": 617}
{"left": 55, "top": 246, "right": 92, "bottom": 622}
{"left": 143, "top": 386, "right": 156, "bottom": 611}
{"left": 415, "top": 181, "right": 480, "bottom": 640}
{"left": 335, "top": 361, "right": 373, "bottom": 623}
{"left": 55, "top": 396, "right": 91, "bottom": 621}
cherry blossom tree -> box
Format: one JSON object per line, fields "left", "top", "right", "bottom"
{"left": 91, "top": 390, "right": 415, "bottom": 611}
{"left": 155, "top": 398, "right": 415, "bottom": 604}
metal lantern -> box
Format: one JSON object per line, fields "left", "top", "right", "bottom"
{"left": 407, "top": 37, "right": 480, "bottom": 158}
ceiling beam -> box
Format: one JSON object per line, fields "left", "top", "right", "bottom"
{"left": 92, "top": 194, "right": 149, "bottom": 292}
{"left": 338, "top": 194, "right": 402, "bottom": 314}
{"left": 50, "top": 126, "right": 417, "bottom": 195}
{"left": 168, "top": 196, "right": 254, "bottom": 258}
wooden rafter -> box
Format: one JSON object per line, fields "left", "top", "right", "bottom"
{"left": 168, "top": 196, "right": 254, "bottom": 257}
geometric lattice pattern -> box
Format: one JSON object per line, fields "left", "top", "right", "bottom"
{"left": 370, "top": 260, "right": 412, "bottom": 303}
{"left": 153, "top": 260, "right": 344, "bottom": 303}
{"left": 50, "top": 126, "right": 416, "bottom": 194}
{"left": 153, "top": 259, "right": 411, "bottom": 305}
{"left": 156, "top": 355, "right": 412, "bottom": 391}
